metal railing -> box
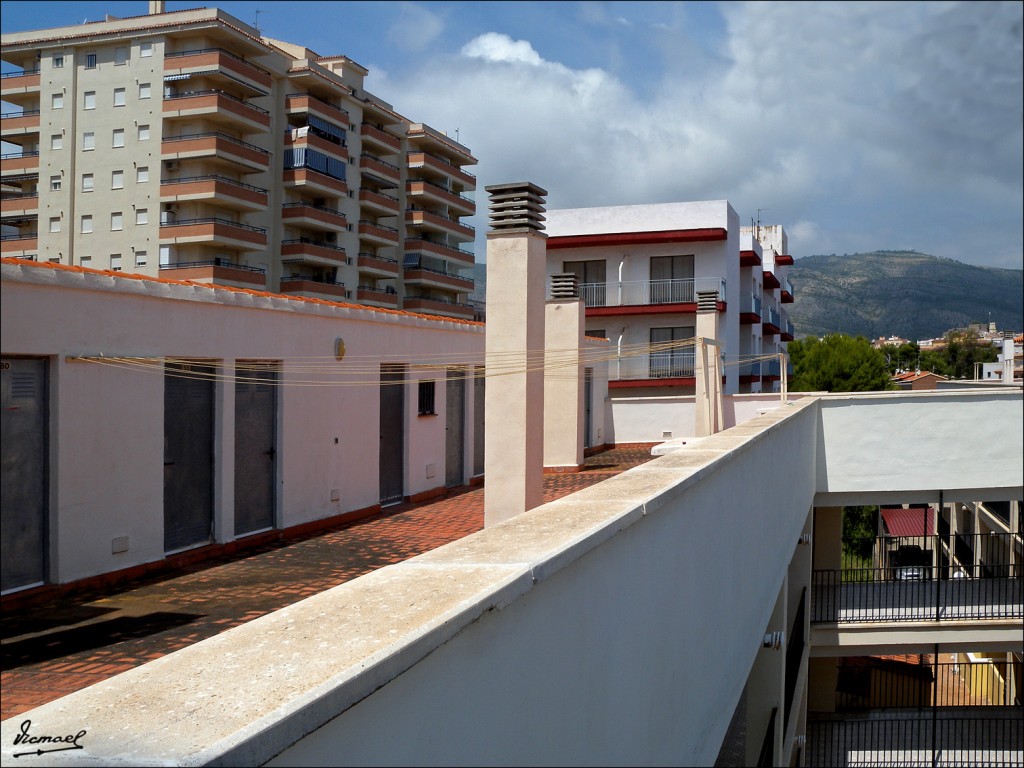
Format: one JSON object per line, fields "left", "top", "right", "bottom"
{"left": 359, "top": 219, "right": 399, "bottom": 233}
{"left": 286, "top": 92, "right": 349, "bottom": 117}
{"left": 407, "top": 150, "right": 477, "bottom": 179}
{"left": 613, "top": 352, "right": 696, "bottom": 381}
{"left": 756, "top": 707, "right": 777, "bottom": 768}
{"left": 1, "top": 150, "right": 40, "bottom": 159}
{"left": 404, "top": 237, "right": 474, "bottom": 259}
{"left": 357, "top": 251, "right": 397, "bottom": 264}
{"left": 361, "top": 153, "right": 400, "bottom": 172}
{"left": 784, "top": 588, "right": 806, "bottom": 733}
{"left": 1, "top": 109, "right": 40, "bottom": 118}
{"left": 406, "top": 208, "right": 475, "bottom": 232}
{"left": 741, "top": 291, "right": 762, "bottom": 315}
{"left": 408, "top": 177, "right": 475, "bottom": 205}
{"left": 165, "top": 47, "right": 272, "bottom": 77}
{"left": 577, "top": 277, "right": 726, "bottom": 308}
{"left": 404, "top": 262, "right": 473, "bottom": 283}
{"left": 162, "top": 131, "right": 269, "bottom": 155}
{"left": 160, "top": 174, "right": 267, "bottom": 194}
{"left": 281, "top": 237, "right": 346, "bottom": 254}
{"left": 1, "top": 232, "right": 38, "bottom": 240}
{"left": 164, "top": 89, "right": 269, "bottom": 115}
{"left": 160, "top": 217, "right": 266, "bottom": 234}
{"left": 836, "top": 658, "right": 1021, "bottom": 710}
{"left": 763, "top": 306, "right": 781, "bottom": 327}
{"left": 280, "top": 275, "right": 345, "bottom": 288}
{"left": 282, "top": 201, "right": 345, "bottom": 217}
{"left": 160, "top": 258, "right": 265, "bottom": 274}
{"left": 1, "top": 68, "right": 40, "bottom": 78}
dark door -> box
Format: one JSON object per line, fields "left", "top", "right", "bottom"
{"left": 1, "top": 357, "right": 47, "bottom": 592}
{"left": 379, "top": 364, "right": 405, "bottom": 505}
{"left": 234, "top": 364, "right": 276, "bottom": 536}
{"left": 650, "top": 254, "right": 694, "bottom": 303}
{"left": 164, "top": 361, "right": 214, "bottom": 552}
{"left": 445, "top": 369, "right": 465, "bottom": 488}
{"left": 473, "top": 367, "right": 485, "bottom": 477}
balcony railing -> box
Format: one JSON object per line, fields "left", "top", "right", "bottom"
{"left": 161, "top": 258, "right": 265, "bottom": 274}
{"left": 612, "top": 352, "right": 696, "bottom": 381}
{"left": 161, "top": 174, "right": 267, "bottom": 195}
{"left": 1, "top": 68, "right": 40, "bottom": 78}
{"left": 575, "top": 277, "right": 726, "bottom": 308}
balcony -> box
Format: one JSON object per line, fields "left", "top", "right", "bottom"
{"left": 284, "top": 129, "right": 348, "bottom": 163}
{"left": 0, "top": 109, "right": 40, "bottom": 139}
{"left": 763, "top": 269, "right": 781, "bottom": 290}
{"left": 358, "top": 188, "right": 400, "bottom": 216}
{"left": 164, "top": 48, "right": 272, "bottom": 95}
{"left": 278, "top": 276, "right": 349, "bottom": 301}
{"left": 0, "top": 68, "right": 41, "bottom": 104}
{"left": 404, "top": 237, "right": 474, "bottom": 265}
{"left": 285, "top": 93, "right": 349, "bottom": 134}
{"left": 574, "top": 278, "right": 727, "bottom": 316}
{"left": 740, "top": 292, "right": 762, "bottom": 324}
{"left": 607, "top": 352, "right": 697, "bottom": 388}
{"left": 280, "top": 238, "right": 348, "bottom": 267}
{"left": 0, "top": 232, "right": 38, "bottom": 257}
{"left": 356, "top": 285, "right": 399, "bottom": 308}
{"left": 358, "top": 219, "right": 400, "bottom": 247}
{"left": 781, "top": 277, "right": 794, "bottom": 303}
{"left": 163, "top": 90, "right": 271, "bottom": 132}
{"left": 403, "top": 265, "right": 474, "bottom": 292}
{"left": 159, "top": 217, "right": 267, "bottom": 251}
{"left": 355, "top": 252, "right": 400, "bottom": 278}
{"left": 405, "top": 209, "right": 474, "bottom": 241}
{"left": 160, "top": 175, "right": 268, "bottom": 211}
{"left": 406, "top": 179, "right": 475, "bottom": 216}
{"left": 0, "top": 150, "right": 39, "bottom": 177}
{"left": 738, "top": 360, "right": 762, "bottom": 383}
{"left": 402, "top": 295, "right": 476, "bottom": 320}
{"left": 282, "top": 167, "right": 348, "bottom": 198}
{"left": 162, "top": 132, "right": 270, "bottom": 173}
{"left": 0, "top": 192, "right": 39, "bottom": 217}
{"left": 781, "top": 319, "right": 795, "bottom": 342}
{"left": 740, "top": 249, "right": 762, "bottom": 267}
{"left": 762, "top": 307, "right": 782, "bottom": 335}
{"left": 776, "top": 253, "right": 794, "bottom": 266}
{"left": 360, "top": 122, "right": 401, "bottom": 154}
{"left": 360, "top": 153, "right": 401, "bottom": 185}
{"left": 281, "top": 202, "right": 348, "bottom": 232}
{"left": 159, "top": 258, "right": 266, "bottom": 289}
{"left": 406, "top": 151, "right": 476, "bottom": 189}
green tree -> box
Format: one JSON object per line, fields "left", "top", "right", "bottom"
{"left": 919, "top": 330, "right": 998, "bottom": 379}
{"left": 881, "top": 341, "right": 920, "bottom": 374}
{"left": 789, "top": 334, "right": 895, "bottom": 392}
{"left": 842, "top": 505, "right": 879, "bottom": 560}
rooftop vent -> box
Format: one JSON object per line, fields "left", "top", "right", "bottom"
{"left": 549, "top": 273, "right": 579, "bottom": 300}
{"left": 485, "top": 181, "right": 547, "bottom": 233}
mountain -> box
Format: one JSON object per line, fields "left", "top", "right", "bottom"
{"left": 787, "top": 251, "right": 1023, "bottom": 341}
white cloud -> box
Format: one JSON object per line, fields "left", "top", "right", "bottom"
{"left": 386, "top": 2, "right": 444, "bottom": 53}
{"left": 462, "top": 32, "right": 543, "bottom": 66}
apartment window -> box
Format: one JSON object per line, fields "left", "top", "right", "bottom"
{"left": 112, "top": 129, "right": 125, "bottom": 148}
{"left": 81, "top": 215, "right": 93, "bottom": 234}
{"left": 136, "top": 208, "right": 148, "bottom": 225}
{"left": 51, "top": 134, "right": 63, "bottom": 150}
{"left": 649, "top": 326, "right": 695, "bottom": 378}
{"left": 418, "top": 380, "right": 436, "bottom": 416}
{"left": 111, "top": 170, "right": 124, "bottom": 190}
{"left": 138, "top": 124, "right": 150, "bottom": 141}
{"left": 114, "top": 47, "right": 128, "bottom": 66}
{"left": 51, "top": 92, "right": 63, "bottom": 109}
{"left": 113, "top": 87, "right": 126, "bottom": 107}
{"left": 53, "top": 54, "right": 64, "bottom": 68}
{"left": 138, "top": 82, "right": 151, "bottom": 100}
{"left": 82, "top": 173, "right": 94, "bottom": 192}
{"left": 650, "top": 254, "right": 695, "bottom": 303}
{"left": 136, "top": 166, "right": 149, "bottom": 183}
{"left": 49, "top": 217, "right": 61, "bottom": 233}
{"left": 564, "top": 259, "right": 607, "bottom": 305}
{"left": 110, "top": 254, "right": 122, "bottom": 271}
{"left": 135, "top": 250, "right": 147, "bottom": 267}
{"left": 82, "top": 131, "right": 95, "bottom": 150}
{"left": 110, "top": 212, "right": 123, "bottom": 231}
{"left": 140, "top": 42, "right": 153, "bottom": 58}
{"left": 80, "top": 255, "right": 92, "bottom": 265}
{"left": 83, "top": 91, "right": 96, "bottom": 110}
{"left": 159, "top": 245, "right": 171, "bottom": 265}
{"left": 49, "top": 175, "right": 61, "bottom": 191}
{"left": 85, "top": 52, "right": 97, "bottom": 69}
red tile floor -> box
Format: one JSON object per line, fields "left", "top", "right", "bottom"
{"left": 1, "top": 445, "right": 654, "bottom": 721}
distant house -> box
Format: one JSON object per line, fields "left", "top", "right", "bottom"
{"left": 872, "top": 335, "right": 910, "bottom": 349}
{"left": 891, "top": 370, "right": 948, "bottom": 390}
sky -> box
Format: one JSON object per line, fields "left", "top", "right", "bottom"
{"left": 2, "top": 1, "right": 1022, "bottom": 270}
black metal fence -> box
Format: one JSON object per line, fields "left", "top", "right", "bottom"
{"left": 835, "top": 659, "right": 1022, "bottom": 710}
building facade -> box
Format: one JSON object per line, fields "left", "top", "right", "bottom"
{"left": 1, "top": 3, "right": 477, "bottom": 319}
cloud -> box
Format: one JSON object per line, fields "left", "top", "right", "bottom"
{"left": 462, "top": 32, "right": 543, "bottom": 66}
{"left": 386, "top": 2, "right": 445, "bottom": 52}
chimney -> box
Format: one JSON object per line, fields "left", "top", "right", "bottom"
{"left": 149, "top": 1, "right": 165, "bottom": 14}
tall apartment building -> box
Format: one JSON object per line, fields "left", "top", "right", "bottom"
{"left": 544, "top": 200, "right": 795, "bottom": 395}
{"left": 1, "top": 2, "right": 478, "bottom": 320}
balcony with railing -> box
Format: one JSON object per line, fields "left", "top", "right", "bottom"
{"left": 403, "top": 263, "right": 474, "bottom": 292}
{"left": 285, "top": 93, "right": 349, "bottom": 134}
{"left": 162, "top": 132, "right": 270, "bottom": 172}
{"left": 760, "top": 356, "right": 792, "bottom": 380}
{"left": 406, "top": 151, "right": 476, "bottom": 189}
{"left": 405, "top": 208, "right": 474, "bottom": 241}
{"left": 572, "top": 277, "right": 727, "bottom": 315}
{"left": 160, "top": 175, "right": 268, "bottom": 211}
{"left": 763, "top": 269, "right": 782, "bottom": 290}
{"left": 781, "top": 318, "right": 795, "bottom": 342}
{"left": 762, "top": 306, "right": 781, "bottom": 335}
{"left": 355, "top": 252, "right": 400, "bottom": 278}
{"left": 358, "top": 188, "right": 400, "bottom": 216}
{"left": 360, "top": 122, "right": 402, "bottom": 154}
{"left": 360, "top": 153, "right": 401, "bottom": 185}
{"left": 0, "top": 149, "right": 39, "bottom": 176}
{"left": 402, "top": 294, "right": 476, "bottom": 320}
{"left": 358, "top": 219, "right": 400, "bottom": 247}
{"left": 356, "top": 284, "right": 399, "bottom": 308}
{"left": 281, "top": 201, "right": 348, "bottom": 232}
{"left": 278, "top": 275, "right": 348, "bottom": 301}
{"left": 0, "top": 108, "right": 40, "bottom": 138}
{"left": 740, "top": 292, "right": 762, "bottom": 324}
{"left": 404, "top": 237, "right": 474, "bottom": 265}
{"left": 0, "top": 192, "right": 39, "bottom": 217}
{"left": 741, "top": 249, "right": 762, "bottom": 267}
{"left": 164, "top": 48, "right": 272, "bottom": 94}
{"left": 280, "top": 238, "right": 348, "bottom": 267}
{"left": 607, "top": 350, "right": 697, "bottom": 386}
{"left": 0, "top": 231, "right": 38, "bottom": 257}
{"left": 282, "top": 166, "right": 348, "bottom": 198}
{"left": 781, "top": 276, "right": 794, "bottom": 304}
{"left": 159, "top": 217, "right": 267, "bottom": 250}
{"left": 406, "top": 179, "right": 475, "bottom": 216}
{"left": 163, "top": 90, "right": 271, "bottom": 132}
{"left": 158, "top": 257, "right": 266, "bottom": 288}
{"left": 0, "top": 68, "right": 41, "bottom": 102}
{"left": 284, "top": 128, "right": 349, "bottom": 163}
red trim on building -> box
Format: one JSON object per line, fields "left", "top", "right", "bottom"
{"left": 763, "top": 270, "right": 781, "bottom": 289}
{"left": 547, "top": 227, "right": 728, "bottom": 249}
{"left": 609, "top": 377, "right": 696, "bottom": 389}
{"left": 740, "top": 250, "right": 762, "bottom": 267}
{"left": 776, "top": 254, "right": 794, "bottom": 265}
{"left": 740, "top": 312, "right": 760, "bottom": 325}
{"left": 586, "top": 301, "right": 726, "bottom": 317}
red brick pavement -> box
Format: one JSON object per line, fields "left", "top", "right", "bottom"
{"left": 0, "top": 445, "right": 654, "bottom": 721}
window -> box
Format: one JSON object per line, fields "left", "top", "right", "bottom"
{"left": 135, "top": 250, "right": 147, "bottom": 267}
{"left": 51, "top": 92, "right": 63, "bottom": 109}
{"left": 82, "top": 131, "right": 94, "bottom": 150}
{"left": 140, "top": 42, "right": 153, "bottom": 58}
{"left": 136, "top": 166, "right": 149, "bottom": 183}
{"left": 49, "top": 217, "right": 61, "bottom": 233}
{"left": 53, "top": 54, "right": 64, "bottom": 68}
{"left": 136, "top": 208, "right": 148, "bottom": 225}
{"left": 138, "top": 82, "right": 151, "bottom": 100}
{"left": 649, "top": 326, "right": 695, "bottom": 379}
{"left": 81, "top": 215, "right": 93, "bottom": 234}
{"left": 111, "top": 170, "right": 124, "bottom": 189}
{"left": 51, "top": 134, "right": 63, "bottom": 150}
{"left": 82, "top": 173, "right": 94, "bottom": 192}
{"left": 418, "top": 380, "right": 436, "bottom": 416}
{"left": 83, "top": 91, "right": 95, "bottom": 110}
{"left": 110, "top": 212, "right": 123, "bottom": 231}
{"left": 85, "top": 52, "right": 97, "bottom": 69}
{"left": 49, "top": 175, "right": 61, "bottom": 191}
{"left": 563, "top": 259, "right": 607, "bottom": 306}
{"left": 112, "top": 129, "right": 125, "bottom": 148}
{"left": 80, "top": 255, "right": 92, "bottom": 265}
{"left": 114, "top": 47, "right": 128, "bottom": 66}
{"left": 110, "top": 254, "right": 122, "bottom": 271}
{"left": 138, "top": 124, "right": 150, "bottom": 141}
{"left": 159, "top": 245, "right": 171, "bottom": 265}
{"left": 113, "top": 87, "right": 125, "bottom": 106}
{"left": 649, "top": 254, "right": 695, "bottom": 303}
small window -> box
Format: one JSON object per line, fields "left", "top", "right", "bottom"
{"left": 110, "top": 254, "right": 122, "bottom": 271}
{"left": 51, "top": 134, "right": 63, "bottom": 150}
{"left": 111, "top": 170, "right": 123, "bottom": 189}
{"left": 418, "top": 380, "right": 436, "bottom": 416}
{"left": 49, "top": 217, "right": 61, "bottom": 233}
{"left": 80, "top": 255, "right": 92, "bottom": 264}
{"left": 112, "top": 128, "right": 124, "bottom": 148}
{"left": 140, "top": 42, "right": 153, "bottom": 58}
{"left": 83, "top": 91, "right": 95, "bottom": 110}
{"left": 81, "top": 215, "right": 93, "bottom": 234}
{"left": 49, "top": 175, "right": 61, "bottom": 191}
{"left": 159, "top": 245, "right": 171, "bottom": 265}
{"left": 85, "top": 52, "right": 97, "bottom": 69}
{"left": 53, "top": 54, "right": 64, "bottom": 68}
{"left": 51, "top": 92, "right": 63, "bottom": 109}
{"left": 136, "top": 166, "right": 149, "bottom": 183}
{"left": 82, "top": 173, "right": 94, "bottom": 192}
{"left": 114, "top": 47, "right": 128, "bottom": 66}
{"left": 110, "top": 212, "right": 123, "bottom": 231}
{"left": 138, "top": 82, "right": 151, "bottom": 100}
{"left": 82, "top": 131, "right": 95, "bottom": 151}
{"left": 113, "top": 87, "right": 126, "bottom": 106}
{"left": 135, "top": 250, "right": 147, "bottom": 267}
{"left": 136, "top": 208, "right": 148, "bottom": 225}
{"left": 138, "top": 124, "right": 150, "bottom": 141}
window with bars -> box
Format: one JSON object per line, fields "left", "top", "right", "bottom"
{"left": 418, "top": 380, "right": 436, "bottom": 416}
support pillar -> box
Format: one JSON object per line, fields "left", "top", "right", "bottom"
{"left": 694, "top": 290, "right": 723, "bottom": 436}
{"left": 544, "top": 274, "right": 585, "bottom": 472}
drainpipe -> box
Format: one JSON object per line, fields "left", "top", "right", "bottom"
{"left": 618, "top": 257, "right": 624, "bottom": 306}
{"left": 616, "top": 327, "right": 625, "bottom": 381}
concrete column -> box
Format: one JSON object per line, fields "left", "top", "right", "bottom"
{"left": 484, "top": 182, "right": 548, "bottom": 527}
{"left": 544, "top": 289, "right": 585, "bottom": 472}
{"left": 1010, "top": 500, "right": 1020, "bottom": 570}
{"left": 813, "top": 507, "right": 843, "bottom": 572}
{"left": 214, "top": 360, "right": 235, "bottom": 543}
{"left": 694, "top": 291, "right": 723, "bottom": 436}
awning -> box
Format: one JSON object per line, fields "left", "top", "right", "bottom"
{"left": 881, "top": 507, "right": 934, "bottom": 537}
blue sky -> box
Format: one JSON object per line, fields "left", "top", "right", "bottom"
{"left": 3, "top": 1, "right": 1022, "bottom": 270}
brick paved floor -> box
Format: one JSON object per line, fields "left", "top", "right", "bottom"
{"left": 0, "top": 445, "right": 654, "bottom": 721}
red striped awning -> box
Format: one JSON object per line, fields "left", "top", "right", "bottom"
{"left": 881, "top": 507, "right": 933, "bottom": 537}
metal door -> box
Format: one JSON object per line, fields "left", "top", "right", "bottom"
{"left": 473, "top": 367, "right": 485, "bottom": 477}
{"left": 164, "top": 362, "right": 214, "bottom": 552}
{"left": 379, "top": 365, "right": 405, "bottom": 505}
{"left": 234, "top": 364, "right": 276, "bottom": 536}
{"left": 445, "top": 369, "right": 465, "bottom": 488}
{"left": 1, "top": 357, "right": 47, "bottom": 593}
{"left": 584, "top": 367, "right": 594, "bottom": 449}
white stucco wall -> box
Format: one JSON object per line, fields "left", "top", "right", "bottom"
{"left": 545, "top": 200, "right": 732, "bottom": 237}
